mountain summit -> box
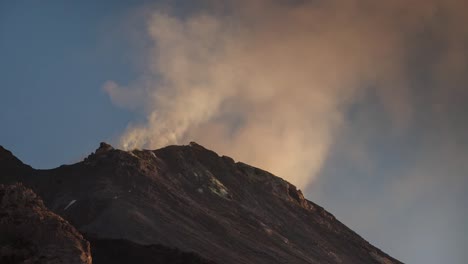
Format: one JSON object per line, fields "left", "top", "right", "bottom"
{"left": 0, "top": 142, "right": 401, "bottom": 263}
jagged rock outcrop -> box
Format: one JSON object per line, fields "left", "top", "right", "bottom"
{"left": 0, "top": 183, "right": 92, "bottom": 264}
{"left": 0, "top": 142, "right": 402, "bottom": 264}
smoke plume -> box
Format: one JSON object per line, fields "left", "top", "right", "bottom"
{"left": 105, "top": 0, "right": 468, "bottom": 187}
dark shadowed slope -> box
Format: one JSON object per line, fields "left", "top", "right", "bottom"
{"left": 0, "top": 183, "right": 213, "bottom": 264}
{"left": 87, "top": 237, "right": 216, "bottom": 264}
{"left": 0, "top": 142, "right": 402, "bottom": 264}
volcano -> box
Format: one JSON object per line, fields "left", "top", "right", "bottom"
{"left": 0, "top": 142, "right": 401, "bottom": 264}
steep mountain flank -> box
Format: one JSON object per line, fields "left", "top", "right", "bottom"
{"left": 0, "top": 142, "right": 402, "bottom": 264}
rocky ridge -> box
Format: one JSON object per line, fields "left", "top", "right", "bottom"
{"left": 0, "top": 142, "right": 402, "bottom": 264}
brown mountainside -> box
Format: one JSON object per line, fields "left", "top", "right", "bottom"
{"left": 0, "top": 183, "right": 92, "bottom": 264}
{"left": 0, "top": 142, "right": 402, "bottom": 264}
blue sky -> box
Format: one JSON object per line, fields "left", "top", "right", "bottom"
{"left": 0, "top": 0, "right": 144, "bottom": 167}
{"left": 1, "top": 1, "right": 467, "bottom": 263}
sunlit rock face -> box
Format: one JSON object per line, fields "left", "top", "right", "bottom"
{"left": 0, "top": 183, "right": 92, "bottom": 264}
{"left": 0, "top": 142, "right": 401, "bottom": 264}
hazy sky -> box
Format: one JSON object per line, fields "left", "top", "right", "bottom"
{"left": 1, "top": 1, "right": 467, "bottom": 263}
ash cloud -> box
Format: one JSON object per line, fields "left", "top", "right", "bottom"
{"left": 105, "top": 0, "right": 468, "bottom": 188}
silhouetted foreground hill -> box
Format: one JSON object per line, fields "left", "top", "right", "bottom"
{"left": 0, "top": 142, "right": 402, "bottom": 263}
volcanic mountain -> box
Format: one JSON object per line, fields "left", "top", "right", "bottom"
{"left": 0, "top": 142, "right": 402, "bottom": 264}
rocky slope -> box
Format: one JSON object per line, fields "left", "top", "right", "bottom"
{"left": 0, "top": 142, "right": 402, "bottom": 264}
{"left": 0, "top": 183, "right": 92, "bottom": 264}
{"left": 88, "top": 237, "right": 216, "bottom": 264}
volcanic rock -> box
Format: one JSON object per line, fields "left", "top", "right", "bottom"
{"left": 0, "top": 183, "right": 92, "bottom": 264}
{"left": 87, "top": 237, "right": 216, "bottom": 264}
{"left": 0, "top": 143, "right": 402, "bottom": 264}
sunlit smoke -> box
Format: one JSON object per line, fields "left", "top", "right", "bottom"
{"left": 105, "top": 0, "right": 468, "bottom": 188}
